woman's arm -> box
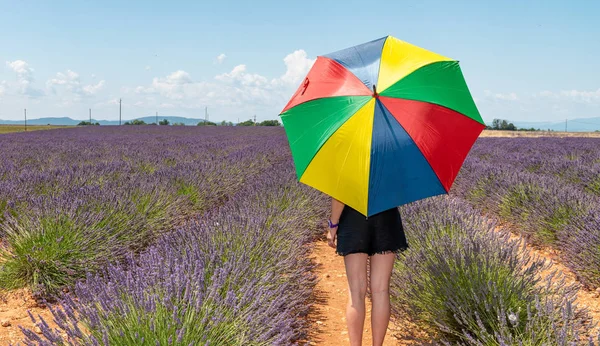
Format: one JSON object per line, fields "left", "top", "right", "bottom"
{"left": 326, "top": 198, "right": 345, "bottom": 249}
{"left": 329, "top": 198, "right": 345, "bottom": 225}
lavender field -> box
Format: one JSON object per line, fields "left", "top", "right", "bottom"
{"left": 453, "top": 137, "right": 600, "bottom": 289}
{"left": 1, "top": 127, "right": 599, "bottom": 345}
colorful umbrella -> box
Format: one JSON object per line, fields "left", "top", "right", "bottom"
{"left": 279, "top": 35, "right": 485, "bottom": 217}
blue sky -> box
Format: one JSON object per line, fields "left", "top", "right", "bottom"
{"left": 0, "top": 0, "right": 598, "bottom": 124}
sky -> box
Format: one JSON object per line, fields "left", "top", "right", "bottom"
{"left": 0, "top": 0, "right": 599, "bottom": 124}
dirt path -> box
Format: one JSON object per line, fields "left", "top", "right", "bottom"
{"left": 306, "top": 240, "right": 403, "bottom": 346}
{"left": 0, "top": 289, "right": 57, "bottom": 345}
{"left": 495, "top": 224, "right": 600, "bottom": 336}
{"left": 305, "top": 223, "right": 600, "bottom": 345}
{"left": 2, "top": 228, "right": 599, "bottom": 346}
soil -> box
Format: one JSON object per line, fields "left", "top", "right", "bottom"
{"left": 494, "top": 224, "right": 600, "bottom": 337}
{"left": 305, "top": 239, "right": 402, "bottom": 345}
{"left": 0, "top": 224, "right": 598, "bottom": 346}
{"left": 0, "top": 288, "right": 57, "bottom": 345}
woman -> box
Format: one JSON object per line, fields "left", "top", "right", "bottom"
{"left": 326, "top": 197, "right": 408, "bottom": 346}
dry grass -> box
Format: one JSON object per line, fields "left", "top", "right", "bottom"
{"left": 480, "top": 130, "right": 600, "bottom": 138}
{"left": 0, "top": 125, "right": 73, "bottom": 134}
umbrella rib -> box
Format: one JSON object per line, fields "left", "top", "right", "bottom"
{"left": 336, "top": 126, "right": 359, "bottom": 191}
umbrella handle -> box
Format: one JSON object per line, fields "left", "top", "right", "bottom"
{"left": 301, "top": 78, "right": 310, "bottom": 95}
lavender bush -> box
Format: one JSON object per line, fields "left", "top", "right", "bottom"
{"left": 0, "top": 126, "right": 286, "bottom": 298}
{"left": 18, "top": 163, "right": 328, "bottom": 345}
{"left": 452, "top": 137, "right": 600, "bottom": 289}
{"left": 559, "top": 212, "right": 600, "bottom": 289}
{"left": 392, "top": 197, "right": 597, "bottom": 345}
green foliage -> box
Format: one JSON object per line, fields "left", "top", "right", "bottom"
{"left": 392, "top": 198, "right": 587, "bottom": 345}
{"left": 0, "top": 189, "right": 176, "bottom": 298}
{"left": 587, "top": 176, "right": 600, "bottom": 195}
{"left": 486, "top": 118, "right": 517, "bottom": 131}
{"left": 517, "top": 127, "right": 541, "bottom": 131}
{"left": 158, "top": 119, "right": 170, "bottom": 125}
{"left": 124, "top": 119, "right": 147, "bottom": 125}
{"left": 237, "top": 119, "right": 255, "bottom": 126}
{"left": 197, "top": 121, "right": 216, "bottom": 126}
{"left": 0, "top": 215, "right": 101, "bottom": 296}
{"left": 172, "top": 122, "right": 186, "bottom": 126}
{"left": 258, "top": 119, "right": 281, "bottom": 126}
{"left": 220, "top": 120, "right": 234, "bottom": 126}
{"left": 86, "top": 293, "right": 257, "bottom": 346}
{"left": 177, "top": 181, "right": 202, "bottom": 210}
{"left": 77, "top": 121, "right": 100, "bottom": 126}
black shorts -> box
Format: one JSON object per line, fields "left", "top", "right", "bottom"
{"left": 335, "top": 206, "right": 409, "bottom": 256}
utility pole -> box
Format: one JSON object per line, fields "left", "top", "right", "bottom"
{"left": 156, "top": 111, "right": 158, "bottom": 125}
{"left": 24, "top": 108, "right": 27, "bottom": 131}
{"left": 119, "top": 98, "right": 122, "bottom": 125}
{"left": 89, "top": 108, "right": 92, "bottom": 124}
{"left": 565, "top": 119, "right": 568, "bottom": 132}
{"left": 205, "top": 106, "right": 208, "bottom": 124}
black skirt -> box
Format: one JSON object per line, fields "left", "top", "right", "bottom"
{"left": 335, "top": 206, "right": 409, "bottom": 256}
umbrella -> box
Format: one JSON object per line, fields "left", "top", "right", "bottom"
{"left": 279, "top": 35, "right": 485, "bottom": 217}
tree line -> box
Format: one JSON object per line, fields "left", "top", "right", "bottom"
{"left": 77, "top": 119, "right": 282, "bottom": 126}
{"left": 486, "top": 118, "right": 539, "bottom": 132}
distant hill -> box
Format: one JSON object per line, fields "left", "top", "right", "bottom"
{"left": 507, "top": 117, "right": 600, "bottom": 132}
{"left": 0, "top": 116, "right": 209, "bottom": 126}
{"left": 2, "top": 115, "right": 599, "bottom": 132}
{"left": 0, "top": 117, "right": 80, "bottom": 126}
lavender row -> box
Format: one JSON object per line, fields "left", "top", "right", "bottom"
{"left": 391, "top": 196, "right": 599, "bottom": 345}
{"left": 0, "top": 126, "right": 287, "bottom": 298}
{"left": 452, "top": 137, "right": 600, "bottom": 289}
{"left": 19, "top": 161, "right": 328, "bottom": 345}
{"left": 466, "top": 137, "right": 600, "bottom": 195}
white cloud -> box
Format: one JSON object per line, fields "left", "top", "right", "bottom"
{"left": 215, "top": 64, "right": 269, "bottom": 87}
{"left": 216, "top": 53, "right": 227, "bottom": 64}
{"left": 273, "top": 49, "right": 315, "bottom": 86}
{"left": 6, "top": 60, "right": 33, "bottom": 76}
{"left": 47, "top": 69, "right": 80, "bottom": 90}
{"left": 537, "top": 89, "right": 600, "bottom": 103}
{"left": 47, "top": 69, "right": 105, "bottom": 97}
{"left": 145, "top": 66, "right": 151, "bottom": 71}
{"left": 483, "top": 90, "right": 519, "bottom": 101}
{"left": 6, "top": 60, "right": 44, "bottom": 98}
{"left": 136, "top": 70, "right": 198, "bottom": 100}
{"left": 477, "top": 87, "right": 600, "bottom": 123}
{"left": 129, "top": 49, "right": 315, "bottom": 115}
{"left": 0, "top": 81, "right": 6, "bottom": 96}
{"left": 82, "top": 80, "right": 105, "bottom": 95}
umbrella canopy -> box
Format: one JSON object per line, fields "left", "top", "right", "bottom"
{"left": 279, "top": 35, "right": 485, "bottom": 217}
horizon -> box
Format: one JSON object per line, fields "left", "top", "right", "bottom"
{"left": 0, "top": 0, "right": 599, "bottom": 124}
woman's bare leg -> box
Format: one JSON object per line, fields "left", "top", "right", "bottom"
{"left": 369, "top": 252, "right": 395, "bottom": 346}
{"left": 344, "top": 252, "right": 369, "bottom": 346}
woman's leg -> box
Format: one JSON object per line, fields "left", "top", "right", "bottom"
{"left": 344, "top": 252, "right": 369, "bottom": 346}
{"left": 369, "top": 252, "right": 396, "bottom": 346}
